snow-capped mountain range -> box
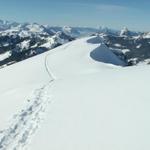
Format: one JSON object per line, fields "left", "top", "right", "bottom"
{"left": 0, "top": 20, "right": 75, "bottom": 68}
{"left": 0, "top": 19, "right": 150, "bottom": 67}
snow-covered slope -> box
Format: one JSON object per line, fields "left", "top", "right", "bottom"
{"left": 46, "top": 36, "right": 125, "bottom": 78}
{"left": 0, "top": 36, "right": 150, "bottom": 150}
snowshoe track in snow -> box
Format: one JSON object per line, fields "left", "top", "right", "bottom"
{"left": 0, "top": 40, "right": 69, "bottom": 150}
{"left": 0, "top": 83, "right": 52, "bottom": 150}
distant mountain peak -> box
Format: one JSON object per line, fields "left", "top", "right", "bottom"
{"left": 120, "top": 27, "right": 129, "bottom": 36}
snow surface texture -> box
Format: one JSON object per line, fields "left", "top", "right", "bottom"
{"left": 0, "top": 43, "right": 56, "bottom": 149}
{"left": 0, "top": 85, "right": 51, "bottom": 150}
{"left": 0, "top": 36, "right": 150, "bottom": 150}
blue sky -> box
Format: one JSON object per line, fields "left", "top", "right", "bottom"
{"left": 0, "top": 0, "right": 149, "bottom": 31}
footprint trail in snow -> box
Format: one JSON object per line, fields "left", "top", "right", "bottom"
{"left": 0, "top": 83, "right": 52, "bottom": 150}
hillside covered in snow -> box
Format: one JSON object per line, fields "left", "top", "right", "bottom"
{"left": 0, "top": 36, "right": 150, "bottom": 150}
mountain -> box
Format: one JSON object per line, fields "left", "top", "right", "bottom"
{"left": 95, "top": 27, "right": 150, "bottom": 65}
{"left": 0, "top": 21, "right": 74, "bottom": 68}
{"left": 0, "top": 36, "right": 150, "bottom": 150}
{"left": 119, "top": 27, "right": 139, "bottom": 37}
{"left": 63, "top": 26, "right": 100, "bottom": 37}
{"left": 0, "top": 20, "right": 20, "bottom": 31}
{"left": 0, "top": 20, "right": 108, "bottom": 68}
{"left": 0, "top": 19, "right": 150, "bottom": 67}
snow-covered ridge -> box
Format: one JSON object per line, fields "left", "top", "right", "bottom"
{"left": 46, "top": 36, "right": 125, "bottom": 78}
{"left": 0, "top": 36, "right": 150, "bottom": 149}
{"left": 0, "top": 36, "right": 124, "bottom": 149}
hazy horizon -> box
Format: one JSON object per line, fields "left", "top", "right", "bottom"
{"left": 0, "top": 0, "right": 149, "bottom": 31}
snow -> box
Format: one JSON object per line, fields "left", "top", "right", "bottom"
{"left": 0, "top": 51, "right": 11, "bottom": 61}
{"left": 0, "top": 36, "right": 150, "bottom": 150}
{"left": 122, "top": 49, "right": 130, "bottom": 53}
{"left": 136, "top": 44, "right": 142, "bottom": 49}
{"left": 18, "top": 40, "right": 30, "bottom": 50}
{"left": 120, "top": 27, "right": 129, "bottom": 36}
{"left": 26, "top": 24, "right": 44, "bottom": 33}
{"left": 18, "top": 30, "right": 31, "bottom": 38}
{"left": 39, "top": 37, "right": 55, "bottom": 49}
{"left": 46, "top": 37, "right": 125, "bottom": 79}
{"left": 138, "top": 58, "right": 150, "bottom": 65}
{"left": 62, "top": 26, "right": 72, "bottom": 34}
{"left": 114, "top": 43, "right": 122, "bottom": 47}
{"left": 143, "top": 32, "right": 150, "bottom": 39}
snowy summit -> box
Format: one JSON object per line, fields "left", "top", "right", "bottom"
{"left": 0, "top": 36, "right": 149, "bottom": 150}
